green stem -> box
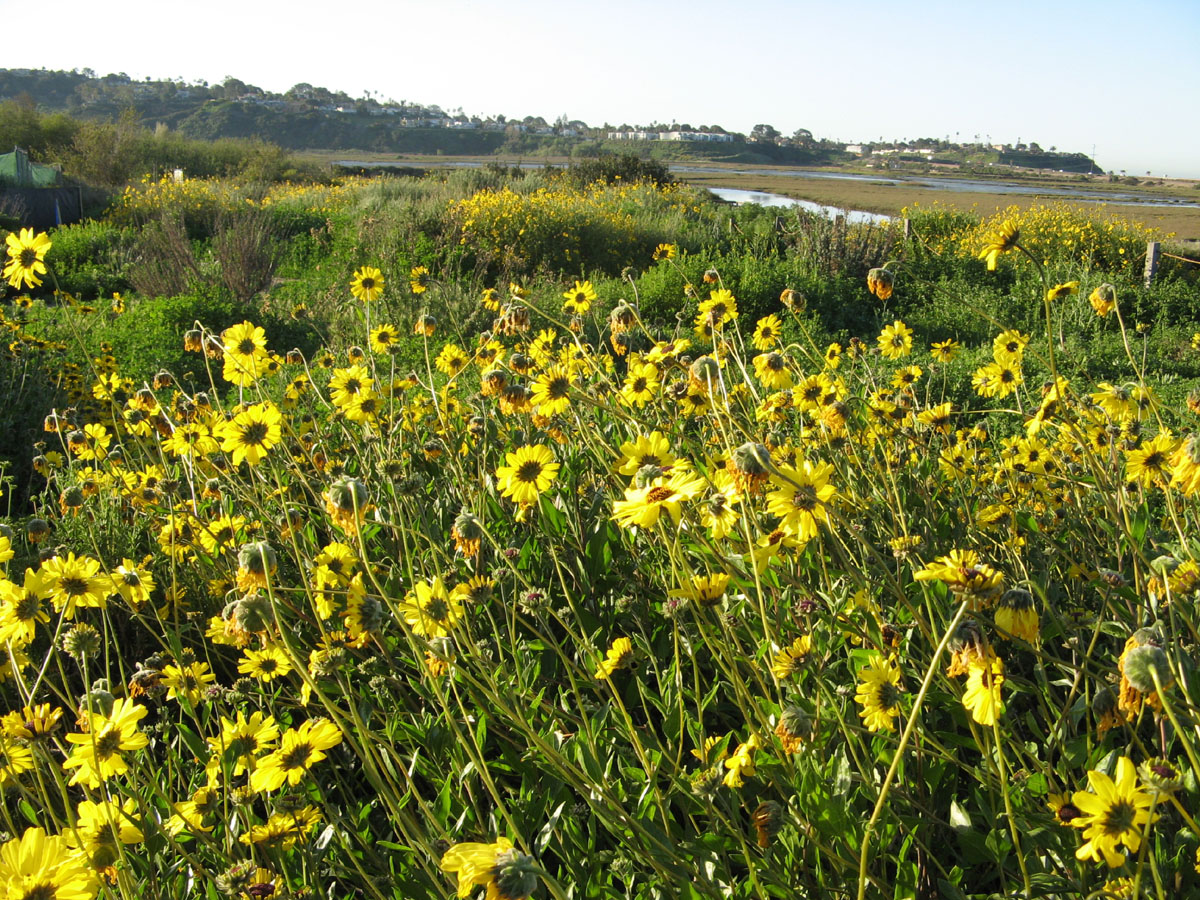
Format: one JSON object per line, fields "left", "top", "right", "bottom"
{"left": 856, "top": 601, "right": 967, "bottom": 900}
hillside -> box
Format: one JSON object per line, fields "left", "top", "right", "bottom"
{"left": 0, "top": 68, "right": 825, "bottom": 163}
{"left": 0, "top": 68, "right": 1100, "bottom": 174}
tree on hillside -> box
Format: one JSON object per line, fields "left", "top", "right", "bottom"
{"left": 750, "top": 123, "right": 780, "bottom": 142}
{"left": 221, "top": 77, "right": 247, "bottom": 99}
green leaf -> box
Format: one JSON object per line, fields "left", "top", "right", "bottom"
{"left": 18, "top": 800, "right": 37, "bottom": 827}
{"left": 535, "top": 800, "right": 567, "bottom": 853}
{"left": 377, "top": 840, "right": 412, "bottom": 851}
{"left": 949, "top": 800, "right": 972, "bottom": 832}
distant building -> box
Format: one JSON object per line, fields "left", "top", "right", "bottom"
{"left": 845, "top": 144, "right": 864, "bottom": 154}
{"left": 608, "top": 130, "right": 732, "bottom": 143}
{"left": 874, "top": 148, "right": 934, "bottom": 158}
{"left": 663, "top": 131, "right": 734, "bottom": 142}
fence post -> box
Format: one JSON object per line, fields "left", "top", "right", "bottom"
{"left": 903, "top": 217, "right": 911, "bottom": 240}
{"left": 1144, "top": 241, "right": 1160, "bottom": 288}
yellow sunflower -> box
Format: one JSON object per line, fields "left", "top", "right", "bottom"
{"left": 1045, "top": 281, "right": 1080, "bottom": 303}
{"left": 1071, "top": 756, "right": 1158, "bottom": 868}
{"left": 0, "top": 827, "right": 96, "bottom": 900}
{"left": 1125, "top": 432, "right": 1178, "bottom": 489}
{"left": 441, "top": 836, "right": 537, "bottom": 900}
{"left": 3, "top": 228, "right": 52, "bottom": 290}
{"left": 350, "top": 266, "right": 385, "bottom": 303}
{"left": 770, "top": 635, "right": 813, "bottom": 679}
{"left": 39, "top": 552, "right": 108, "bottom": 619}
{"left": 854, "top": 654, "right": 903, "bottom": 733}
{"left": 530, "top": 367, "right": 574, "bottom": 417}
{"left": 369, "top": 323, "right": 400, "bottom": 354}
{"left": 238, "top": 644, "right": 294, "bottom": 682}
{"left": 877, "top": 320, "right": 913, "bottom": 360}
{"left": 593, "top": 637, "right": 633, "bottom": 679}
{"left": 961, "top": 652, "right": 1004, "bottom": 725}
{"left": 495, "top": 445, "right": 559, "bottom": 506}
{"left": 978, "top": 219, "right": 1020, "bottom": 271}
{"left": 250, "top": 718, "right": 343, "bottom": 792}
{"left": 611, "top": 468, "right": 704, "bottom": 530}
{"left": 400, "top": 576, "right": 464, "bottom": 638}
{"left": 562, "top": 280, "right": 597, "bottom": 315}
{"left": 765, "top": 460, "right": 836, "bottom": 543}
{"left": 615, "top": 431, "right": 676, "bottom": 477}
{"left": 63, "top": 698, "right": 149, "bottom": 787}
{"left": 218, "top": 402, "right": 283, "bottom": 467}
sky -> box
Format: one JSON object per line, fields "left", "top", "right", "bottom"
{"left": 4, "top": 0, "right": 1199, "bottom": 177}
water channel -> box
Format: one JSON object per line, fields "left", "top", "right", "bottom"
{"left": 706, "top": 187, "right": 888, "bottom": 224}
{"left": 674, "top": 165, "right": 1200, "bottom": 209}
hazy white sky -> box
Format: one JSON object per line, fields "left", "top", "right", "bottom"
{"left": 5, "top": 0, "right": 1198, "bottom": 177}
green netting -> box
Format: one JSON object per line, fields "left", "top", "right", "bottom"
{"left": 0, "top": 147, "right": 61, "bottom": 187}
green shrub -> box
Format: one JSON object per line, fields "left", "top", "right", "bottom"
{"left": 0, "top": 344, "right": 62, "bottom": 513}
{"left": 561, "top": 154, "right": 674, "bottom": 189}
{"left": 1122, "top": 274, "right": 1200, "bottom": 327}
{"left": 24, "top": 290, "right": 318, "bottom": 386}
{"left": 45, "top": 219, "right": 136, "bottom": 300}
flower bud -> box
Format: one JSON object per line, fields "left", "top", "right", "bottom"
{"left": 1122, "top": 644, "right": 1171, "bottom": 693}
{"left": 867, "top": 267, "right": 895, "bottom": 300}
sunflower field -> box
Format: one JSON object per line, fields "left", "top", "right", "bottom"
{"left": 1, "top": 174, "right": 1200, "bottom": 900}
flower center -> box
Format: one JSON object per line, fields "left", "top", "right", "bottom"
{"left": 94, "top": 725, "right": 123, "bottom": 759}
{"left": 16, "top": 593, "right": 40, "bottom": 620}
{"left": 791, "top": 485, "right": 817, "bottom": 512}
{"left": 424, "top": 598, "right": 449, "bottom": 622}
{"left": 228, "top": 735, "right": 260, "bottom": 757}
{"left": 548, "top": 377, "right": 570, "bottom": 400}
{"left": 516, "top": 461, "right": 544, "bottom": 483}
{"left": 1100, "top": 799, "right": 1136, "bottom": 836}
{"left": 280, "top": 743, "right": 314, "bottom": 770}
{"left": 20, "top": 882, "right": 58, "bottom": 900}
{"left": 242, "top": 423, "right": 269, "bottom": 446}
{"left": 877, "top": 683, "right": 900, "bottom": 710}
{"left": 61, "top": 576, "right": 90, "bottom": 597}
